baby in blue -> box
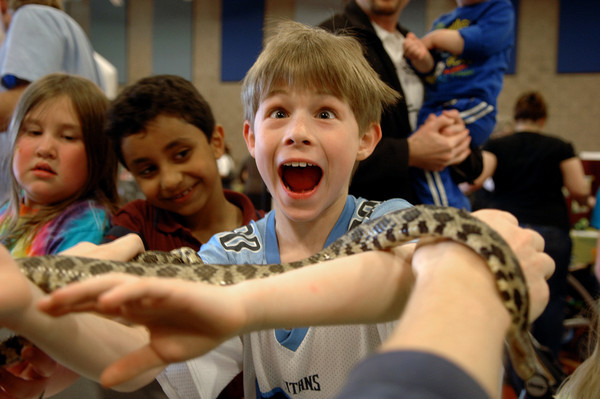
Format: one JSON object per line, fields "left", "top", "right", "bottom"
{"left": 404, "top": 0, "right": 515, "bottom": 209}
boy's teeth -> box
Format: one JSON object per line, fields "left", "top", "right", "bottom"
{"left": 286, "top": 162, "right": 311, "bottom": 167}
{"left": 174, "top": 188, "right": 191, "bottom": 199}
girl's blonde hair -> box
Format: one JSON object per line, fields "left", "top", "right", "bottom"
{"left": 554, "top": 301, "right": 600, "bottom": 398}
{"left": 241, "top": 20, "right": 400, "bottom": 135}
{"left": 1, "top": 73, "right": 118, "bottom": 246}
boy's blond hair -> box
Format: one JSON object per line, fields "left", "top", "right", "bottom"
{"left": 242, "top": 20, "right": 400, "bottom": 135}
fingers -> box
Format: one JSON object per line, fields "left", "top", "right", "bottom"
{"left": 524, "top": 253, "right": 553, "bottom": 321}
{"left": 446, "top": 134, "right": 471, "bottom": 166}
{"left": 403, "top": 33, "right": 424, "bottom": 59}
{"left": 100, "top": 346, "right": 165, "bottom": 388}
{"left": 408, "top": 113, "right": 472, "bottom": 171}
{"left": 20, "top": 346, "right": 57, "bottom": 378}
{"left": 37, "top": 275, "right": 201, "bottom": 328}
{"left": 101, "top": 333, "right": 228, "bottom": 388}
{"left": 471, "top": 209, "right": 555, "bottom": 319}
{"left": 0, "top": 367, "right": 48, "bottom": 399}
{"left": 59, "top": 234, "right": 144, "bottom": 261}
{"left": 472, "top": 208, "right": 518, "bottom": 227}
{"left": 37, "top": 274, "right": 140, "bottom": 316}
{"left": 440, "top": 109, "right": 461, "bottom": 123}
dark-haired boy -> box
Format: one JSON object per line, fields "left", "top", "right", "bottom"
{"left": 103, "top": 74, "right": 262, "bottom": 251}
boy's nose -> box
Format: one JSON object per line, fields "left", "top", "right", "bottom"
{"left": 160, "top": 168, "right": 183, "bottom": 190}
{"left": 285, "top": 115, "right": 312, "bottom": 146}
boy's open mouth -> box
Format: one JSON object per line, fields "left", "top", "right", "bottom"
{"left": 281, "top": 162, "right": 322, "bottom": 193}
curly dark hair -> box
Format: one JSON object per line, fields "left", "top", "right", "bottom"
{"left": 105, "top": 74, "right": 216, "bottom": 168}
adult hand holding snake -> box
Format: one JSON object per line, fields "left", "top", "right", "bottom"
{"left": 468, "top": 209, "right": 554, "bottom": 321}
{"left": 406, "top": 209, "right": 554, "bottom": 396}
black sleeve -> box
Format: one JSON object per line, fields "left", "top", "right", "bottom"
{"left": 101, "top": 225, "right": 148, "bottom": 250}
{"left": 450, "top": 146, "right": 484, "bottom": 184}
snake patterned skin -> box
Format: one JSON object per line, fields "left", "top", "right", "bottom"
{"left": 3, "top": 205, "right": 554, "bottom": 395}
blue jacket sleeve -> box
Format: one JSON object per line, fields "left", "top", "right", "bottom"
{"left": 460, "top": 1, "right": 515, "bottom": 59}
{"left": 335, "top": 351, "right": 490, "bottom": 399}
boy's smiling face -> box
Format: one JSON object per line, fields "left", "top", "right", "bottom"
{"left": 121, "top": 114, "right": 224, "bottom": 220}
{"left": 244, "top": 88, "right": 380, "bottom": 223}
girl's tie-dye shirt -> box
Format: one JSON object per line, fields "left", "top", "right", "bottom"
{"left": 0, "top": 200, "right": 110, "bottom": 257}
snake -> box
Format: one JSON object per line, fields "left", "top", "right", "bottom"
{"left": 1, "top": 205, "right": 555, "bottom": 396}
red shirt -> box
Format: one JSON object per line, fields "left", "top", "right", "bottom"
{"left": 104, "top": 190, "right": 264, "bottom": 251}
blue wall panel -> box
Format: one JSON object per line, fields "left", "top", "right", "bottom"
{"left": 221, "top": 0, "right": 264, "bottom": 82}
{"left": 153, "top": 0, "right": 193, "bottom": 80}
{"left": 558, "top": 0, "right": 600, "bottom": 73}
{"left": 90, "top": 1, "right": 127, "bottom": 84}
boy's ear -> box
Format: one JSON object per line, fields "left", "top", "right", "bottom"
{"left": 356, "top": 123, "right": 382, "bottom": 161}
{"left": 243, "top": 120, "right": 256, "bottom": 157}
{"left": 210, "top": 124, "right": 226, "bottom": 159}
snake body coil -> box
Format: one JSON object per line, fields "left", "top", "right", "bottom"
{"left": 6, "top": 205, "right": 554, "bottom": 395}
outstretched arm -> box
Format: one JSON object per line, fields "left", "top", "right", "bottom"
{"left": 422, "top": 29, "right": 465, "bottom": 55}
{"left": 0, "top": 235, "right": 157, "bottom": 395}
{"left": 463, "top": 150, "right": 498, "bottom": 193}
{"left": 39, "top": 245, "right": 416, "bottom": 387}
{"left": 560, "top": 157, "right": 591, "bottom": 204}
{"left": 38, "top": 209, "right": 553, "bottom": 389}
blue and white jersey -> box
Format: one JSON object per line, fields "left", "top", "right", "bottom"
{"left": 157, "top": 196, "right": 412, "bottom": 399}
{"left": 200, "top": 196, "right": 410, "bottom": 266}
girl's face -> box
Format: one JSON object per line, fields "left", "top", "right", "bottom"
{"left": 13, "top": 96, "right": 88, "bottom": 208}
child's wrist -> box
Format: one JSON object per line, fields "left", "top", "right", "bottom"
{"left": 234, "top": 281, "right": 269, "bottom": 334}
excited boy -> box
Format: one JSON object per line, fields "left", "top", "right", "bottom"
{"left": 148, "top": 21, "right": 468, "bottom": 398}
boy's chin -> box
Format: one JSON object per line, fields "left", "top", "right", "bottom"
{"left": 276, "top": 205, "right": 325, "bottom": 224}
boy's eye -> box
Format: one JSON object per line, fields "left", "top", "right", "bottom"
{"left": 174, "top": 148, "right": 191, "bottom": 161}
{"left": 317, "top": 110, "right": 336, "bottom": 119}
{"left": 137, "top": 165, "right": 157, "bottom": 178}
{"left": 268, "top": 109, "right": 288, "bottom": 119}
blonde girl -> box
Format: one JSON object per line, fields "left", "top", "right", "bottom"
{"left": 0, "top": 73, "right": 118, "bottom": 256}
